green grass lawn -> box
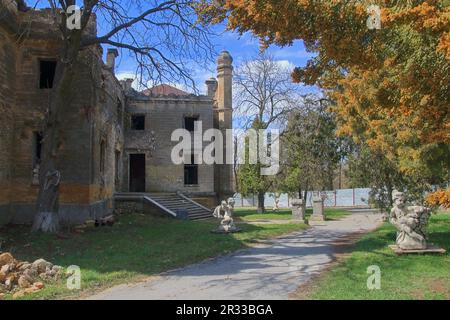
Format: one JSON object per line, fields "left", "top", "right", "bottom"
{"left": 234, "top": 207, "right": 351, "bottom": 221}
{"left": 0, "top": 213, "right": 307, "bottom": 300}
{"left": 300, "top": 213, "right": 450, "bottom": 300}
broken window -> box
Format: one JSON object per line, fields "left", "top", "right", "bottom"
{"left": 184, "top": 154, "right": 198, "bottom": 185}
{"left": 131, "top": 115, "right": 145, "bottom": 130}
{"left": 39, "top": 60, "right": 57, "bottom": 89}
{"left": 184, "top": 116, "right": 199, "bottom": 132}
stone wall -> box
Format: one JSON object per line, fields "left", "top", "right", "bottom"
{"left": 0, "top": 5, "right": 124, "bottom": 225}
{"left": 86, "top": 53, "right": 125, "bottom": 218}
{"left": 0, "top": 3, "right": 17, "bottom": 224}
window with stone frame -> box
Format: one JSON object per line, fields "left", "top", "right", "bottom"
{"left": 184, "top": 116, "right": 199, "bottom": 132}
{"left": 39, "top": 60, "right": 57, "bottom": 89}
{"left": 131, "top": 114, "right": 145, "bottom": 130}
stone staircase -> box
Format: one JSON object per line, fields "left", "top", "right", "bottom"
{"left": 114, "top": 192, "right": 213, "bottom": 221}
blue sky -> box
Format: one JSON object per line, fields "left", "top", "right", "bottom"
{"left": 113, "top": 25, "right": 317, "bottom": 95}
{"left": 28, "top": 0, "right": 316, "bottom": 95}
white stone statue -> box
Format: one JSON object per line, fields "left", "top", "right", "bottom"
{"left": 389, "top": 191, "right": 431, "bottom": 250}
{"left": 212, "top": 198, "right": 240, "bottom": 233}
{"left": 213, "top": 200, "right": 227, "bottom": 218}
{"left": 227, "top": 197, "right": 235, "bottom": 211}
{"left": 272, "top": 193, "right": 281, "bottom": 211}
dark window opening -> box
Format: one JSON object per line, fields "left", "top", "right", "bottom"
{"left": 184, "top": 154, "right": 198, "bottom": 185}
{"left": 131, "top": 115, "right": 145, "bottom": 130}
{"left": 184, "top": 165, "right": 198, "bottom": 185}
{"left": 100, "top": 140, "right": 106, "bottom": 174}
{"left": 184, "top": 116, "right": 199, "bottom": 132}
{"left": 39, "top": 60, "right": 57, "bottom": 89}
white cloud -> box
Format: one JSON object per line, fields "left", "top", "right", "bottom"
{"left": 275, "top": 60, "right": 296, "bottom": 71}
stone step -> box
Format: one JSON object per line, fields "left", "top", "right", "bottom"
{"left": 189, "top": 214, "right": 212, "bottom": 220}
{"left": 117, "top": 192, "right": 213, "bottom": 221}
{"left": 157, "top": 202, "right": 200, "bottom": 208}
{"left": 153, "top": 200, "right": 192, "bottom": 205}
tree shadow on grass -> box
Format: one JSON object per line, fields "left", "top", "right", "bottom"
{"left": 0, "top": 215, "right": 309, "bottom": 277}
{"left": 2, "top": 214, "right": 447, "bottom": 299}
{"left": 428, "top": 232, "right": 450, "bottom": 250}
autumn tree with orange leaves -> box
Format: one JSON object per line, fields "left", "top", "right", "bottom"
{"left": 197, "top": 0, "right": 449, "bottom": 186}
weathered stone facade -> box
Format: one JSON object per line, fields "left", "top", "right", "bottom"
{"left": 0, "top": 3, "right": 126, "bottom": 225}
{"left": 0, "top": 1, "right": 233, "bottom": 225}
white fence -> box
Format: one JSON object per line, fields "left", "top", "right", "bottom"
{"left": 234, "top": 188, "right": 371, "bottom": 208}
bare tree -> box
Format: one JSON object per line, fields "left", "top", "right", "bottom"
{"left": 8, "top": 0, "right": 216, "bottom": 232}
{"left": 234, "top": 52, "right": 298, "bottom": 213}
{"left": 233, "top": 52, "right": 296, "bottom": 130}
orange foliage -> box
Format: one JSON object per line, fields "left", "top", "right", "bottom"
{"left": 426, "top": 188, "right": 450, "bottom": 209}
{"left": 197, "top": 0, "right": 450, "bottom": 175}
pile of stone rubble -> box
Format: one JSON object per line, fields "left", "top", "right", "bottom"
{"left": 0, "top": 252, "right": 63, "bottom": 299}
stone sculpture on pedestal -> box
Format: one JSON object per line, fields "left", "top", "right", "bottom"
{"left": 212, "top": 198, "right": 241, "bottom": 233}
{"left": 389, "top": 191, "right": 431, "bottom": 250}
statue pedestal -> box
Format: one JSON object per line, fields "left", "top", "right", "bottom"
{"left": 211, "top": 213, "right": 241, "bottom": 234}
{"left": 389, "top": 245, "right": 446, "bottom": 255}
{"left": 211, "top": 225, "right": 241, "bottom": 234}
{"left": 291, "top": 199, "right": 308, "bottom": 224}
{"left": 310, "top": 196, "right": 326, "bottom": 222}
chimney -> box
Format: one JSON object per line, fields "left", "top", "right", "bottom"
{"left": 120, "top": 78, "right": 134, "bottom": 91}
{"left": 216, "top": 51, "right": 233, "bottom": 110}
{"left": 205, "top": 77, "right": 218, "bottom": 98}
{"left": 214, "top": 51, "right": 234, "bottom": 201}
{"left": 106, "top": 48, "right": 119, "bottom": 74}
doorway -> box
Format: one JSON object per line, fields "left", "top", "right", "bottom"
{"left": 129, "top": 154, "right": 146, "bottom": 192}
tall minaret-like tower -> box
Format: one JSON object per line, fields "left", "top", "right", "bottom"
{"left": 213, "top": 51, "right": 234, "bottom": 200}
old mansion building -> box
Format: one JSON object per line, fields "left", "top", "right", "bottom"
{"left": 0, "top": 2, "right": 234, "bottom": 225}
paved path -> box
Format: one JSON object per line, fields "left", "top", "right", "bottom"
{"left": 89, "top": 209, "right": 382, "bottom": 300}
